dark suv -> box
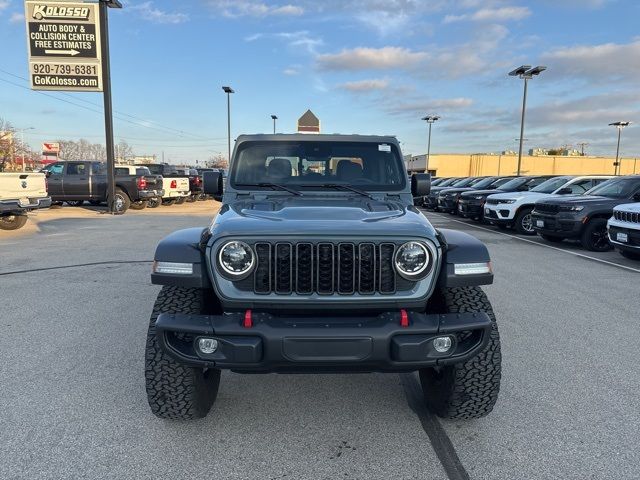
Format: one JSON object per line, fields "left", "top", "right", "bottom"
{"left": 532, "top": 176, "right": 640, "bottom": 251}
{"left": 145, "top": 134, "right": 502, "bottom": 421}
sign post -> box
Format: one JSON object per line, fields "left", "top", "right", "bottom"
{"left": 25, "top": 0, "right": 122, "bottom": 213}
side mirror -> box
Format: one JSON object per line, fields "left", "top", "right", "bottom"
{"left": 557, "top": 187, "right": 572, "bottom": 195}
{"left": 517, "top": 185, "right": 529, "bottom": 191}
{"left": 203, "top": 171, "right": 223, "bottom": 200}
{"left": 412, "top": 173, "right": 431, "bottom": 197}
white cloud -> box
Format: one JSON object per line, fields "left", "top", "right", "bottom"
{"left": 283, "top": 67, "right": 300, "bottom": 75}
{"left": 317, "top": 47, "right": 427, "bottom": 71}
{"left": 386, "top": 97, "right": 474, "bottom": 116}
{"left": 0, "top": 1, "right": 9, "bottom": 11}
{"left": 542, "top": 40, "right": 640, "bottom": 83}
{"left": 207, "top": 1, "right": 303, "bottom": 17}
{"left": 339, "top": 78, "right": 390, "bottom": 92}
{"left": 9, "top": 12, "right": 23, "bottom": 23}
{"left": 129, "top": 1, "right": 188, "bottom": 24}
{"left": 443, "top": 6, "right": 530, "bottom": 23}
{"left": 246, "top": 31, "right": 323, "bottom": 54}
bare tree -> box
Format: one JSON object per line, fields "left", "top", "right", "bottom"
{"left": 0, "top": 117, "right": 16, "bottom": 172}
{"left": 207, "top": 153, "right": 228, "bottom": 169}
{"left": 115, "top": 139, "right": 134, "bottom": 163}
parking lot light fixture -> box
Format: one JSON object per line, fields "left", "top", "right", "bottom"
{"left": 509, "top": 65, "right": 546, "bottom": 176}
{"left": 609, "top": 121, "right": 631, "bottom": 175}
{"left": 421, "top": 115, "right": 440, "bottom": 173}
{"left": 222, "top": 86, "right": 235, "bottom": 163}
{"left": 271, "top": 115, "right": 278, "bottom": 134}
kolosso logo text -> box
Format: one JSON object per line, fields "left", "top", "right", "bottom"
{"left": 32, "top": 5, "right": 91, "bottom": 21}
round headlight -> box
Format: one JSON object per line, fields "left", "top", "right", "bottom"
{"left": 218, "top": 241, "right": 255, "bottom": 277}
{"left": 394, "top": 241, "right": 431, "bottom": 279}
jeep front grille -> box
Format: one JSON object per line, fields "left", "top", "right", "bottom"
{"left": 533, "top": 203, "right": 560, "bottom": 214}
{"left": 252, "top": 242, "right": 398, "bottom": 295}
{"left": 614, "top": 210, "right": 640, "bottom": 223}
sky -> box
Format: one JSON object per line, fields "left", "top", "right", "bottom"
{"left": 1, "top": 0, "right": 640, "bottom": 164}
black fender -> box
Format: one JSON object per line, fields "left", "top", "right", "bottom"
{"left": 151, "top": 227, "right": 212, "bottom": 289}
{"left": 436, "top": 228, "right": 493, "bottom": 287}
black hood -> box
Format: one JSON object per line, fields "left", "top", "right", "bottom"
{"left": 460, "top": 188, "right": 506, "bottom": 199}
{"left": 536, "top": 195, "right": 623, "bottom": 208}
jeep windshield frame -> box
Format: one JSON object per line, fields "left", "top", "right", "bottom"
{"left": 230, "top": 140, "right": 407, "bottom": 192}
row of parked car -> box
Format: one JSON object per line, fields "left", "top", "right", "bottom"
{"left": 416, "top": 174, "right": 640, "bottom": 260}
{"left": 0, "top": 161, "right": 222, "bottom": 230}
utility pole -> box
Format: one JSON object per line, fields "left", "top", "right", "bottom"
{"left": 577, "top": 142, "right": 588, "bottom": 156}
{"left": 271, "top": 115, "right": 278, "bottom": 134}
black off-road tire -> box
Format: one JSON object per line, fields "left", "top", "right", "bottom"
{"left": 620, "top": 250, "right": 640, "bottom": 261}
{"left": 129, "top": 200, "right": 148, "bottom": 210}
{"left": 0, "top": 214, "right": 28, "bottom": 230}
{"left": 66, "top": 200, "right": 84, "bottom": 207}
{"left": 580, "top": 218, "right": 612, "bottom": 252}
{"left": 186, "top": 194, "right": 197, "bottom": 203}
{"left": 147, "top": 197, "right": 161, "bottom": 208}
{"left": 108, "top": 188, "right": 130, "bottom": 214}
{"left": 540, "top": 234, "right": 564, "bottom": 243}
{"left": 175, "top": 196, "right": 186, "bottom": 205}
{"left": 145, "top": 286, "right": 221, "bottom": 420}
{"left": 514, "top": 207, "right": 535, "bottom": 235}
{"left": 419, "top": 287, "right": 502, "bottom": 419}
{"left": 161, "top": 198, "right": 176, "bottom": 206}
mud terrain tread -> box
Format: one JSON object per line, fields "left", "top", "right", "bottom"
{"left": 420, "top": 286, "right": 502, "bottom": 419}
{"left": 145, "top": 286, "right": 220, "bottom": 420}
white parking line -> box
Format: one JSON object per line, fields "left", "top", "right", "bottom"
{"left": 428, "top": 211, "right": 640, "bottom": 275}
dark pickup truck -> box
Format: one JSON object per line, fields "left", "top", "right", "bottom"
{"left": 532, "top": 176, "right": 640, "bottom": 251}
{"left": 42, "top": 161, "right": 164, "bottom": 213}
{"left": 179, "top": 167, "right": 204, "bottom": 202}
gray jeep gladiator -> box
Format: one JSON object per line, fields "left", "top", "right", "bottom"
{"left": 145, "top": 134, "right": 502, "bottom": 420}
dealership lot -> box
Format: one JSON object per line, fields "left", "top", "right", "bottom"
{"left": 1, "top": 205, "right": 638, "bottom": 480}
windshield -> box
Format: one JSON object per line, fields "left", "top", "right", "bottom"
{"left": 585, "top": 177, "right": 640, "bottom": 198}
{"left": 232, "top": 141, "right": 406, "bottom": 191}
{"left": 471, "top": 177, "right": 497, "bottom": 189}
{"left": 438, "top": 178, "right": 459, "bottom": 187}
{"left": 531, "top": 176, "right": 572, "bottom": 193}
{"left": 498, "top": 177, "right": 528, "bottom": 190}
{"left": 451, "top": 177, "right": 476, "bottom": 187}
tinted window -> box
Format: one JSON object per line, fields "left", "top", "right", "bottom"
{"left": 452, "top": 178, "right": 475, "bottom": 187}
{"left": 568, "top": 179, "right": 594, "bottom": 194}
{"left": 471, "top": 177, "right": 498, "bottom": 189}
{"left": 115, "top": 167, "right": 128, "bottom": 175}
{"left": 232, "top": 141, "right": 406, "bottom": 191}
{"left": 136, "top": 167, "right": 151, "bottom": 175}
{"left": 146, "top": 165, "right": 162, "bottom": 175}
{"left": 586, "top": 178, "right": 640, "bottom": 198}
{"left": 499, "top": 178, "right": 528, "bottom": 190}
{"left": 66, "top": 163, "right": 86, "bottom": 175}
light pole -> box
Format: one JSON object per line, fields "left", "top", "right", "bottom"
{"left": 222, "top": 86, "right": 234, "bottom": 163}
{"left": 509, "top": 65, "right": 546, "bottom": 176}
{"left": 16, "top": 127, "right": 34, "bottom": 171}
{"left": 421, "top": 115, "right": 440, "bottom": 173}
{"left": 271, "top": 115, "right": 278, "bottom": 134}
{"left": 609, "top": 121, "right": 630, "bottom": 175}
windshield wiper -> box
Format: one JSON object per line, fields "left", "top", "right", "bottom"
{"left": 318, "top": 183, "right": 375, "bottom": 200}
{"left": 235, "top": 183, "right": 302, "bottom": 196}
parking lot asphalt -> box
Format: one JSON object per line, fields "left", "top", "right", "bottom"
{"left": 1, "top": 204, "right": 639, "bottom": 479}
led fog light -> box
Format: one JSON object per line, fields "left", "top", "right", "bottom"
{"left": 433, "top": 336, "right": 453, "bottom": 353}
{"left": 197, "top": 338, "right": 218, "bottom": 354}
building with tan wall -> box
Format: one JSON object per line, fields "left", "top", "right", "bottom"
{"left": 406, "top": 153, "right": 639, "bottom": 177}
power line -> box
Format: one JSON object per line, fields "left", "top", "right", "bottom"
{"left": 0, "top": 68, "right": 220, "bottom": 141}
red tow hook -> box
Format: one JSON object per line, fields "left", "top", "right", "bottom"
{"left": 400, "top": 309, "right": 409, "bottom": 328}
{"left": 243, "top": 309, "right": 253, "bottom": 328}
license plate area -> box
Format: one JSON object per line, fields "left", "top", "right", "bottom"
{"left": 617, "top": 232, "right": 628, "bottom": 243}
{"left": 282, "top": 337, "right": 373, "bottom": 362}
{"left": 536, "top": 220, "right": 545, "bottom": 228}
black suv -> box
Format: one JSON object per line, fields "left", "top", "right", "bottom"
{"left": 458, "top": 176, "right": 551, "bottom": 222}
{"left": 145, "top": 134, "right": 502, "bottom": 421}
{"left": 532, "top": 176, "right": 640, "bottom": 251}
{"left": 437, "top": 176, "right": 502, "bottom": 214}
{"left": 425, "top": 177, "right": 476, "bottom": 210}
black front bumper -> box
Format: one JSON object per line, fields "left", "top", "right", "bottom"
{"left": 608, "top": 225, "right": 640, "bottom": 252}
{"left": 155, "top": 310, "right": 492, "bottom": 373}
{"left": 457, "top": 200, "right": 483, "bottom": 218}
{"left": 531, "top": 211, "right": 583, "bottom": 238}
{"left": 437, "top": 197, "right": 457, "bottom": 212}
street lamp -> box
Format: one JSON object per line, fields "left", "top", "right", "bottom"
{"left": 421, "top": 115, "right": 440, "bottom": 173}
{"left": 609, "top": 121, "right": 630, "bottom": 175}
{"left": 271, "top": 114, "right": 278, "bottom": 134}
{"left": 222, "top": 86, "right": 234, "bottom": 163}
{"left": 509, "top": 65, "right": 546, "bottom": 176}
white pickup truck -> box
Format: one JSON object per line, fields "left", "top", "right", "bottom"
{"left": 0, "top": 172, "right": 51, "bottom": 230}
{"left": 608, "top": 202, "right": 640, "bottom": 260}
{"left": 484, "top": 175, "right": 612, "bottom": 234}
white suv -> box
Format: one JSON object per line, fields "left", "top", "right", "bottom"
{"left": 608, "top": 203, "right": 640, "bottom": 260}
{"left": 484, "top": 176, "right": 612, "bottom": 234}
